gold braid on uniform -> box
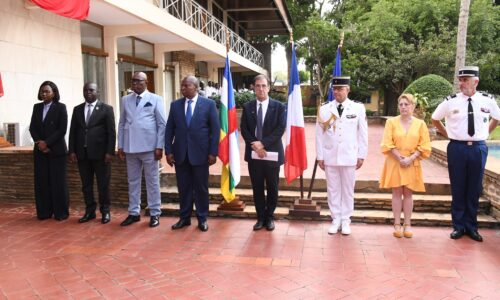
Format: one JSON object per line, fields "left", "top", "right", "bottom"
{"left": 317, "top": 107, "right": 337, "bottom": 132}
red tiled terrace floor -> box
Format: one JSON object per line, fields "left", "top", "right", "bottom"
{"left": 0, "top": 202, "right": 499, "bottom": 299}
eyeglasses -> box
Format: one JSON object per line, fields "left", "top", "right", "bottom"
{"left": 132, "top": 79, "right": 146, "bottom": 83}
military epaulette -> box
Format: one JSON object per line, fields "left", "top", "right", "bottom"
{"left": 320, "top": 101, "right": 330, "bottom": 107}
{"left": 353, "top": 100, "right": 363, "bottom": 104}
{"left": 480, "top": 92, "right": 494, "bottom": 99}
{"left": 445, "top": 94, "right": 457, "bottom": 101}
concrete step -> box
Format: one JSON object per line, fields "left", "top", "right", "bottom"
{"left": 160, "top": 173, "right": 452, "bottom": 195}
{"left": 160, "top": 186, "right": 491, "bottom": 214}
{"left": 156, "top": 203, "right": 499, "bottom": 228}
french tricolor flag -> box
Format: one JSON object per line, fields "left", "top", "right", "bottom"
{"left": 284, "top": 43, "right": 307, "bottom": 184}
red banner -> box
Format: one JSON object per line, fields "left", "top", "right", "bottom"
{"left": 31, "top": 0, "right": 89, "bottom": 20}
{"left": 0, "top": 73, "right": 4, "bottom": 98}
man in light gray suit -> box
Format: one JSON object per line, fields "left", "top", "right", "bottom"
{"left": 118, "top": 72, "right": 166, "bottom": 228}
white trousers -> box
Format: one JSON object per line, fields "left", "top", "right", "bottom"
{"left": 325, "top": 165, "right": 356, "bottom": 221}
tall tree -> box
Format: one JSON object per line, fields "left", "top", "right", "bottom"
{"left": 453, "top": 0, "right": 471, "bottom": 91}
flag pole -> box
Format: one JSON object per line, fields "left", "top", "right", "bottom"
{"left": 307, "top": 31, "right": 344, "bottom": 199}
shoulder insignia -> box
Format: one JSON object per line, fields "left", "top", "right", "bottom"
{"left": 481, "top": 92, "right": 493, "bottom": 99}
{"left": 445, "top": 94, "right": 457, "bottom": 101}
{"left": 353, "top": 100, "right": 363, "bottom": 104}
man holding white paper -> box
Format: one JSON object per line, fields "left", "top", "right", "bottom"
{"left": 241, "top": 74, "right": 286, "bottom": 231}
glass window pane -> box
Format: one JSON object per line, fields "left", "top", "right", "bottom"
{"left": 82, "top": 53, "right": 108, "bottom": 103}
{"left": 135, "top": 39, "right": 154, "bottom": 62}
{"left": 81, "top": 22, "right": 103, "bottom": 49}
{"left": 117, "top": 37, "right": 133, "bottom": 57}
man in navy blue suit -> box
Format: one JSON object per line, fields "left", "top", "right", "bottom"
{"left": 241, "top": 74, "right": 286, "bottom": 231}
{"left": 165, "top": 75, "right": 220, "bottom": 232}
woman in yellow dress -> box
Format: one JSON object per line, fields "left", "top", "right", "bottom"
{"left": 380, "top": 94, "right": 431, "bottom": 238}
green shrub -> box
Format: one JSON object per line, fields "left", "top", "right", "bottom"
{"left": 404, "top": 74, "right": 453, "bottom": 123}
{"left": 366, "top": 109, "right": 375, "bottom": 116}
{"left": 404, "top": 74, "right": 453, "bottom": 103}
{"left": 303, "top": 106, "right": 317, "bottom": 116}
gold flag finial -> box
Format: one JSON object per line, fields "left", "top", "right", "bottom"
{"left": 339, "top": 31, "right": 344, "bottom": 48}
{"left": 289, "top": 30, "right": 294, "bottom": 44}
{"left": 226, "top": 29, "right": 230, "bottom": 53}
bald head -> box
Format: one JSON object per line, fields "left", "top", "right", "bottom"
{"left": 132, "top": 72, "right": 148, "bottom": 94}
{"left": 181, "top": 75, "right": 200, "bottom": 99}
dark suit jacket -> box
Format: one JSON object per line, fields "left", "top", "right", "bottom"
{"left": 240, "top": 99, "right": 286, "bottom": 165}
{"left": 165, "top": 96, "right": 220, "bottom": 166}
{"left": 69, "top": 101, "right": 116, "bottom": 160}
{"left": 29, "top": 101, "right": 68, "bottom": 156}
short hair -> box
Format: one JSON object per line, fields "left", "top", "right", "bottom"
{"left": 183, "top": 75, "right": 199, "bottom": 88}
{"left": 253, "top": 74, "right": 270, "bottom": 86}
{"left": 38, "top": 81, "right": 60, "bottom": 102}
{"left": 398, "top": 93, "right": 416, "bottom": 106}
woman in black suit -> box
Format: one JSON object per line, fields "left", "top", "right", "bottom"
{"left": 29, "top": 81, "right": 69, "bottom": 220}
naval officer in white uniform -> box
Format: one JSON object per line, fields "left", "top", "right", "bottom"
{"left": 316, "top": 76, "right": 368, "bottom": 235}
{"left": 432, "top": 66, "right": 500, "bottom": 242}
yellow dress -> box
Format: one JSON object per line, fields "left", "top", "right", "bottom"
{"left": 379, "top": 116, "right": 431, "bottom": 192}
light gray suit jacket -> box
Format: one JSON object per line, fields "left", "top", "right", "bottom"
{"left": 118, "top": 91, "right": 167, "bottom": 153}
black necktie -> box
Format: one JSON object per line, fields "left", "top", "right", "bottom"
{"left": 256, "top": 103, "right": 263, "bottom": 140}
{"left": 338, "top": 104, "right": 343, "bottom": 117}
{"left": 468, "top": 98, "right": 474, "bottom": 137}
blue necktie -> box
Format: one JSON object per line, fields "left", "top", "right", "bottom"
{"left": 136, "top": 95, "right": 141, "bottom": 107}
{"left": 186, "top": 99, "right": 193, "bottom": 126}
{"left": 256, "top": 103, "right": 263, "bottom": 140}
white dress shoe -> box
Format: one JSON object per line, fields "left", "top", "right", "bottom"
{"left": 328, "top": 219, "right": 341, "bottom": 234}
{"left": 341, "top": 220, "right": 351, "bottom": 235}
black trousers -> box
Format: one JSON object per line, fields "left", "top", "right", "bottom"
{"left": 33, "top": 152, "right": 69, "bottom": 219}
{"left": 77, "top": 154, "right": 111, "bottom": 214}
{"left": 175, "top": 159, "right": 209, "bottom": 222}
{"left": 248, "top": 160, "right": 280, "bottom": 221}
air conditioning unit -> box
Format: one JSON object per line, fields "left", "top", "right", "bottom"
{"left": 3, "top": 123, "right": 20, "bottom": 146}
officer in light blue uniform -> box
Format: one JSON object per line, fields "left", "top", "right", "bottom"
{"left": 432, "top": 66, "right": 500, "bottom": 242}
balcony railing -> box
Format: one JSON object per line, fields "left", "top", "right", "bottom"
{"left": 158, "top": 0, "right": 264, "bottom": 67}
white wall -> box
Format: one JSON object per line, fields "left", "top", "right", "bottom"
{"left": 0, "top": 0, "right": 83, "bottom": 146}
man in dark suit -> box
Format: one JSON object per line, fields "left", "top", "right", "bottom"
{"left": 165, "top": 75, "right": 220, "bottom": 232}
{"left": 69, "top": 83, "right": 116, "bottom": 224}
{"left": 241, "top": 74, "right": 286, "bottom": 231}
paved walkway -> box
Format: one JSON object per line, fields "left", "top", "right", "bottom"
{"left": 0, "top": 202, "right": 499, "bottom": 299}
{"left": 161, "top": 123, "right": 450, "bottom": 184}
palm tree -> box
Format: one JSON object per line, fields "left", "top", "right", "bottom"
{"left": 453, "top": 0, "right": 471, "bottom": 91}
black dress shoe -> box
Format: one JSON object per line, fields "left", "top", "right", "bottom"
{"left": 171, "top": 219, "right": 191, "bottom": 230}
{"left": 450, "top": 229, "right": 465, "bottom": 239}
{"left": 101, "top": 213, "right": 111, "bottom": 224}
{"left": 266, "top": 219, "right": 275, "bottom": 231}
{"left": 149, "top": 215, "right": 160, "bottom": 228}
{"left": 120, "top": 215, "right": 140, "bottom": 226}
{"left": 78, "top": 213, "right": 96, "bottom": 223}
{"left": 55, "top": 215, "right": 69, "bottom": 221}
{"left": 198, "top": 221, "right": 208, "bottom": 232}
{"left": 253, "top": 220, "right": 265, "bottom": 231}
{"left": 467, "top": 230, "right": 483, "bottom": 242}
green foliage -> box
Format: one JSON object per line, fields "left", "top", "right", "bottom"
{"left": 283, "top": 0, "right": 499, "bottom": 115}
{"left": 404, "top": 74, "right": 453, "bottom": 102}
{"left": 366, "top": 109, "right": 375, "bottom": 116}
{"left": 269, "top": 91, "right": 287, "bottom": 103}
{"left": 302, "top": 106, "right": 317, "bottom": 116}
{"left": 298, "top": 70, "right": 310, "bottom": 83}
{"left": 490, "top": 126, "right": 500, "bottom": 140}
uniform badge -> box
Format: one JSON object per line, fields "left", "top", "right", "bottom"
{"left": 480, "top": 107, "right": 490, "bottom": 113}
{"left": 452, "top": 109, "right": 459, "bottom": 114}
{"left": 95, "top": 107, "right": 99, "bottom": 110}
{"left": 346, "top": 114, "right": 357, "bottom": 119}
{"left": 484, "top": 117, "right": 488, "bottom": 123}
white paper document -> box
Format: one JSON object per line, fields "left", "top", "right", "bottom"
{"left": 251, "top": 150, "right": 279, "bottom": 161}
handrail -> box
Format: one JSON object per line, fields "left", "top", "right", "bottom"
{"left": 159, "top": 0, "right": 264, "bottom": 67}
